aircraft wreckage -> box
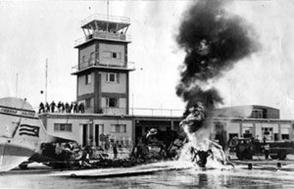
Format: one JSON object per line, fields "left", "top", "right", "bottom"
{"left": 0, "top": 97, "right": 232, "bottom": 172}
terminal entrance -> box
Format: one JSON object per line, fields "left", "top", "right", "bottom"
{"left": 82, "top": 124, "right": 101, "bottom": 146}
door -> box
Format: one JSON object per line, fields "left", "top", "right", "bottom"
{"left": 135, "top": 126, "right": 142, "bottom": 142}
{"left": 82, "top": 124, "right": 88, "bottom": 147}
{"left": 95, "top": 124, "right": 99, "bottom": 146}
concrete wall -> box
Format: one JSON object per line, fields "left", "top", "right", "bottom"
{"left": 77, "top": 73, "right": 94, "bottom": 96}
{"left": 99, "top": 43, "right": 125, "bottom": 66}
{"left": 100, "top": 72, "right": 126, "bottom": 93}
{"left": 79, "top": 44, "right": 96, "bottom": 68}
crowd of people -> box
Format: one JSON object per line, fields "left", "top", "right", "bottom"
{"left": 38, "top": 101, "right": 85, "bottom": 114}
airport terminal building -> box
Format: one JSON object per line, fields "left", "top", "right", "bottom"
{"left": 39, "top": 14, "right": 294, "bottom": 147}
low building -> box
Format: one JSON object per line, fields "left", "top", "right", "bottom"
{"left": 39, "top": 105, "right": 294, "bottom": 148}
{"left": 212, "top": 105, "right": 293, "bottom": 149}
{"left": 39, "top": 113, "right": 181, "bottom": 146}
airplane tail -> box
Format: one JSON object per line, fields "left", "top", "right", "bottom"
{"left": 0, "top": 97, "right": 74, "bottom": 172}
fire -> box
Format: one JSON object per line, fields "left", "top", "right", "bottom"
{"left": 176, "top": 0, "right": 259, "bottom": 168}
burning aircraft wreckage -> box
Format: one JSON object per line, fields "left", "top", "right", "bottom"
{"left": 0, "top": 0, "right": 258, "bottom": 173}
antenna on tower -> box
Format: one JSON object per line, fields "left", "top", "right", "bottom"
{"left": 107, "top": 0, "right": 109, "bottom": 20}
{"left": 45, "top": 58, "right": 48, "bottom": 103}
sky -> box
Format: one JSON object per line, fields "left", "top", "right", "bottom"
{"left": 0, "top": 0, "right": 294, "bottom": 119}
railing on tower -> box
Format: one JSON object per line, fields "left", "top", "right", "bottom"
{"left": 74, "top": 14, "right": 131, "bottom": 46}
{"left": 74, "top": 32, "right": 131, "bottom": 46}
{"left": 129, "top": 107, "right": 184, "bottom": 117}
{"left": 81, "top": 13, "right": 130, "bottom": 26}
{"left": 101, "top": 107, "right": 184, "bottom": 117}
{"left": 71, "top": 61, "right": 135, "bottom": 73}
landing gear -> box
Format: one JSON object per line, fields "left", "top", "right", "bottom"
{"left": 18, "top": 161, "right": 29, "bottom": 169}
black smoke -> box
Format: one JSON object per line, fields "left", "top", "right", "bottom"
{"left": 176, "top": 0, "right": 258, "bottom": 114}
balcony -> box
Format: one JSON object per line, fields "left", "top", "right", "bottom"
{"left": 71, "top": 61, "right": 135, "bottom": 74}
{"left": 75, "top": 31, "right": 131, "bottom": 47}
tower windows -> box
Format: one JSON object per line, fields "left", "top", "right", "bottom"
{"left": 106, "top": 73, "right": 119, "bottom": 83}
{"left": 102, "top": 51, "right": 121, "bottom": 59}
{"left": 112, "top": 52, "right": 121, "bottom": 59}
{"left": 89, "top": 52, "right": 95, "bottom": 65}
{"left": 82, "top": 55, "right": 86, "bottom": 64}
{"left": 106, "top": 97, "right": 118, "bottom": 108}
{"left": 85, "top": 73, "right": 92, "bottom": 85}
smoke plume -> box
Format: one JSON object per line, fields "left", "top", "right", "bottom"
{"left": 176, "top": 0, "right": 258, "bottom": 114}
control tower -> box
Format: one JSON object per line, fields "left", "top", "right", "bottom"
{"left": 72, "top": 14, "right": 134, "bottom": 115}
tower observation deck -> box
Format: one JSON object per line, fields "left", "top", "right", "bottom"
{"left": 74, "top": 14, "right": 131, "bottom": 48}
{"left": 72, "top": 13, "right": 134, "bottom": 75}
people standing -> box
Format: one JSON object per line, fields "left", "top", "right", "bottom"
{"left": 39, "top": 102, "right": 45, "bottom": 113}
{"left": 57, "top": 101, "right": 62, "bottom": 112}
{"left": 69, "top": 103, "right": 73, "bottom": 113}
{"left": 73, "top": 103, "right": 78, "bottom": 113}
{"left": 50, "top": 101, "right": 56, "bottom": 112}
{"left": 264, "top": 143, "right": 270, "bottom": 160}
{"left": 61, "top": 102, "right": 65, "bottom": 113}
{"left": 65, "top": 102, "right": 70, "bottom": 113}
{"left": 78, "top": 103, "right": 85, "bottom": 113}
{"left": 45, "top": 102, "right": 50, "bottom": 112}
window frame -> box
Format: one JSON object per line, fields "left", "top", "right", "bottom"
{"left": 89, "top": 52, "right": 95, "bottom": 65}
{"left": 85, "top": 73, "right": 92, "bottom": 85}
{"left": 106, "top": 97, "right": 119, "bottom": 108}
{"left": 82, "top": 55, "right": 86, "bottom": 64}
{"left": 110, "top": 124, "right": 127, "bottom": 133}
{"left": 102, "top": 51, "right": 121, "bottom": 60}
{"left": 106, "top": 73, "right": 119, "bottom": 83}
{"left": 54, "top": 123, "right": 72, "bottom": 132}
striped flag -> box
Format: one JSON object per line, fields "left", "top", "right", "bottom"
{"left": 19, "top": 124, "right": 40, "bottom": 137}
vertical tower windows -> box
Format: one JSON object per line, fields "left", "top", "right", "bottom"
{"left": 82, "top": 55, "right": 86, "bottom": 64}
{"left": 106, "top": 73, "right": 120, "bottom": 83}
{"left": 85, "top": 73, "right": 92, "bottom": 85}
{"left": 89, "top": 52, "right": 95, "bottom": 65}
